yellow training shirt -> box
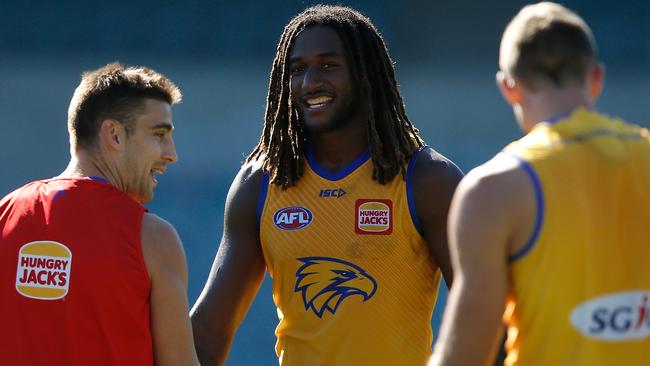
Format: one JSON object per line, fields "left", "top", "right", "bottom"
{"left": 258, "top": 147, "right": 440, "bottom": 366}
{"left": 503, "top": 108, "right": 650, "bottom": 365}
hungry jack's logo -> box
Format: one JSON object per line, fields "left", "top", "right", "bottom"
{"left": 355, "top": 199, "right": 392, "bottom": 235}
{"left": 15, "top": 241, "right": 72, "bottom": 300}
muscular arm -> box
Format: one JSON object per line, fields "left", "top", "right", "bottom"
{"left": 141, "top": 213, "right": 200, "bottom": 366}
{"left": 190, "top": 162, "right": 267, "bottom": 366}
{"left": 429, "top": 155, "right": 536, "bottom": 366}
{"left": 412, "top": 147, "right": 464, "bottom": 287}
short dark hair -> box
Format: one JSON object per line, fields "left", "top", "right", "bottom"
{"left": 499, "top": 2, "right": 598, "bottom": 90}
{"left": 247, "top": 5, "right": 423, "bottom": 189}
{"left": 67, "top": 62, "right": 182, "bottom": 150}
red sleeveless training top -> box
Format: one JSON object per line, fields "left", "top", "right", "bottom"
{"left": 0, "top": 177, "right": 153, "bottom": 366}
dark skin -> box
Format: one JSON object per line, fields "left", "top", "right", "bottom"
{"left": 289, "top": 26, "right": 364, "bottom": 138}
{"left": 190, "top": 25, "right": 462, "bottom": 365}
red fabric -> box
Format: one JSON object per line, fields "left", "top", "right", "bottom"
{"left": 0, "top": 178, "right": 152, "bottom": 366}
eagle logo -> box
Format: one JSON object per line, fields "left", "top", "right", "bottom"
{"left": 294, "top": 257, "right": 377, "bottom": 318}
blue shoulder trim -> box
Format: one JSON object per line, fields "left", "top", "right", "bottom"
{"left": 256, "top": 171, "right": 270, "bottom": 228}
{"left": 305, "top": 143, "right": 371, "bottom": 181}
{"left": 406, "top": 146, "right": 426, "bottom": 236}
{"left": 507, "top": 155, "right": 544, "bottom": 262}
{"left": 545, "top": 112, "right": 571, "bottom": 124}
{"left": 88, "top": 176, "right": 110, "bottom": 184}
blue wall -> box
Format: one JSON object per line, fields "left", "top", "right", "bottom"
{"left": 1, "top": 1, "right": 648, "bottom": 364}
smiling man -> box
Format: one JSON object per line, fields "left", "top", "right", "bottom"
{"left": 190, "top": 5, "right": 463, "bottom": 366}
{"left": 0, "top": 63, "right": 199, "bottom": 366}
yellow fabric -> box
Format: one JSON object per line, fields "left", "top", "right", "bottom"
{"left": 259, "top": 150, "right": 440, "bottom": 366}
{"left": 503, "top": 108, "right": 650, "bottom": 365}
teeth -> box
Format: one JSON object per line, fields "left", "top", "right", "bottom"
{"left": 306, "top": 96, "right": 332, "bottom": 107}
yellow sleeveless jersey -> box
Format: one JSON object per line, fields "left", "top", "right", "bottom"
{"left": 502, "top": 108, "right": 650, "bottom": 365}
{"left": 258, "top": 147, "right": 441, "bottom": 366}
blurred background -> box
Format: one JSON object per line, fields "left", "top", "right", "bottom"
{"left": 1, "top": 0, "right": 648, "bottom": 364}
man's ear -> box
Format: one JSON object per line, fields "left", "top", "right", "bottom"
{"left": 99, "top": 119, "right": 126, "bottom": 151}
{"left": 587, "top": 62, "right": 605, "bottom": 104}
{"left": 496, "top": 71, "right": 522, "bottom": 105}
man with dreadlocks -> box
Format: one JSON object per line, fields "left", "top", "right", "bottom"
{"left": 191, "top": 5, "right": 463, "bottom": 366}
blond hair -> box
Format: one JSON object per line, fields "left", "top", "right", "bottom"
{"left": 499, "top": 2, "right": 597, "bottom": 90}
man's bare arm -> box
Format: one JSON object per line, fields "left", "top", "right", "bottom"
{"left": 142, "top": 213, "right": 200, "bottom": 366}
{"left": 412, "top": 147, "right": 464, "bottom": 287}
{"left": 430, "top": 156, "right": 535, "bottom": 366}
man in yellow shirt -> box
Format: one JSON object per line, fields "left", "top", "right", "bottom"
{"left": 192, "top": 5, "right": 463, "bottom": 366}
{"left": 431, "top": 2, "right": 650, "bottom": 365}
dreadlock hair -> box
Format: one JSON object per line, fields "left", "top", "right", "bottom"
{"left": 247, "top": 5, "right": 424, "bottom": 190}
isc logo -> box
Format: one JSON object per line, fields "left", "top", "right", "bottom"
{"left": 319, "top": 188, "right": 346, "bottom": 198}
{"left": 274, "top": 207, "right": 313, "bottom": 230}
{"left": 570, "top": 291, "right": 650, "bottom": 341}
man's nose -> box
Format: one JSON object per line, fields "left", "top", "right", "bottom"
{"left": 162, "top": 138, "right": 178, "bottom": 164}
{"left": 301, "top": 67, "right": 324, "bottom": 92}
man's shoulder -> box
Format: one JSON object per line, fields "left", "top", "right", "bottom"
{"left": 410, "top": 146, "right": 464, "bottom": 189}
{"left": 455, "top": 153, "right": 539, "bottom": 258}
{"left": 221, "top": 158, "right": 268, "bottom": 223}
{"left": 141, "top": 213, "right": 182, "bottom": 252}
{"left": 232, "top": 158, "right": 267, "bottom": 199}
{"left": 1, "top": 179, "right": 57, "bottom": 206}
{"left": 140, "top": 213, "right": 185, "bottom": 275}
{"left": 459, "top": 153, "right": 534, "bottom": 210}
{"left": 240, "top": 157, "right": 266, "bottom": 179}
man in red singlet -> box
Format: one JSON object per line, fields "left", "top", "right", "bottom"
{"left": 0, "top": 63, "right": 199, "bottom": 366}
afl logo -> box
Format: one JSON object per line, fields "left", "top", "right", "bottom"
{"left": 274, "top": 206, "right": 313, "bottom": 230}
{"left": 356, "top": 199, "right": 392, "bottom": 235}
{"left": 15, "top": 241, "right": 72, "bottom": 300}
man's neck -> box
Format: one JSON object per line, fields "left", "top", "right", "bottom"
{"left": 307, "top": 121, "right": 368, "bottom": 172}
{"left": 524, "top": 86, "right": 593, "bottom": 129}
{"left": 59, "top": 149, "right": 122, "bottom": 188}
